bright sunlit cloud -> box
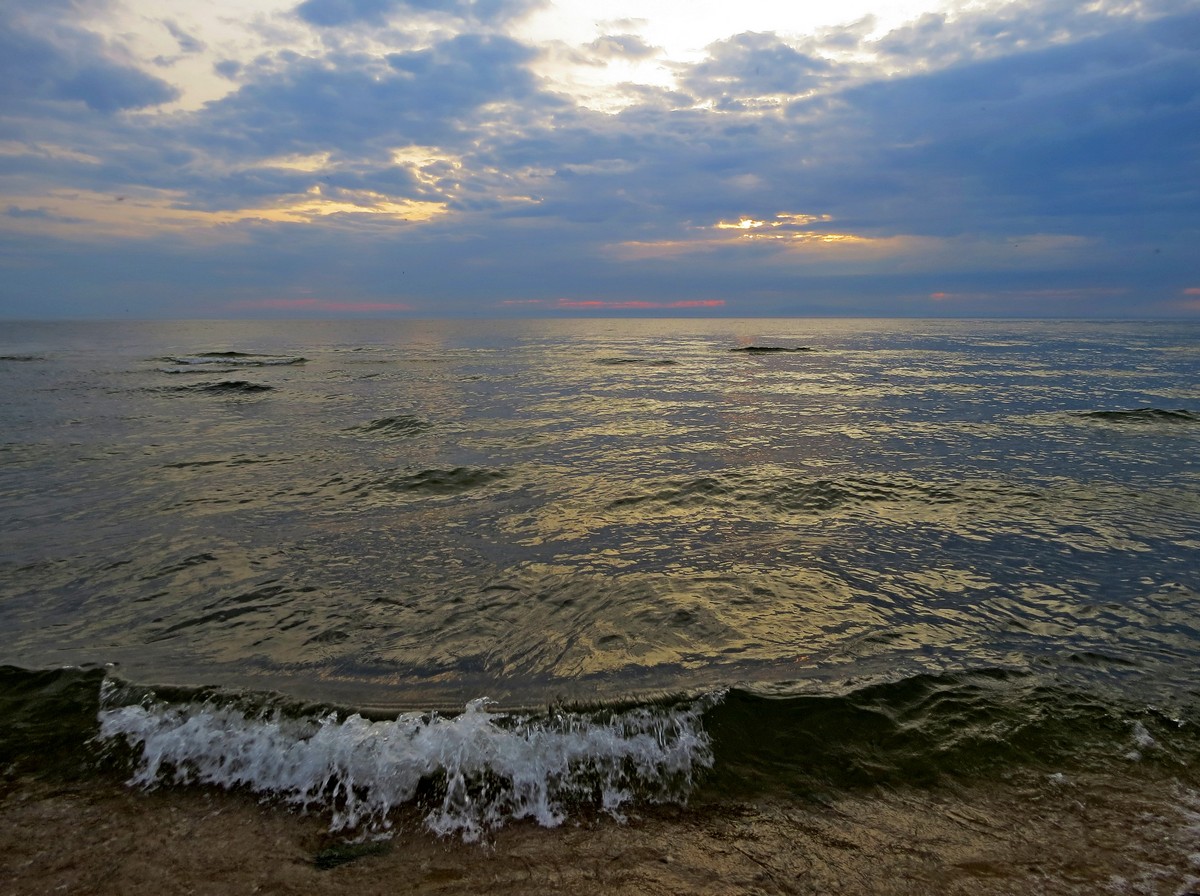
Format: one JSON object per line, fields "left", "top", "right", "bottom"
{"left": 516, "top": 0, "right": 974, "bottom": 109}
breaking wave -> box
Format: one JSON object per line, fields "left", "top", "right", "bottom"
{"left": 97, "top": 688, "right": 715, "bottom": 842}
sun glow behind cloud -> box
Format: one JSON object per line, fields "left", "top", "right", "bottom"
{"left": 85, "top": 0, "right": 975, "bottom": 114}
{"left": 517, "top": 0, "right": 968, "bottom": 108}
{"left": 612, "top": 212, "right": 883, "bottom": 260}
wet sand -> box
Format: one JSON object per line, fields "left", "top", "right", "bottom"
{"left": 3, "top": 770, "right": 1199, "bottom": 895}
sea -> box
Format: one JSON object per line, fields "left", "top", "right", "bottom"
{"left": 2, "top": 318, "right": 1199, "bottom": 892}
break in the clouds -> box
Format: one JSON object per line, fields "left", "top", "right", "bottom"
{"left": 0, "top": 0, "right": 1197, "bottom": 317}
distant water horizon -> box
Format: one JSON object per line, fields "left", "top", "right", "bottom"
{"left": 2, "top": 318, "right": 1199, "bottom": 891}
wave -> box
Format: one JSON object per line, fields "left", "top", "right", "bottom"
{"left": 161, "top": 352, "right": 307, "bottom": 367}
{"left": 339, "top": 466, "right": 507, "bottom": 498}
{"left": 96, "top": 686, "right": 714, "bottom": 842}
{"left": 350, "top": 415, "right": 430, "bottom": 436}
{"left": 592, "top": 358, "right": 679, "bottom": 367}
{"left": 605, "top": 470, "right": 1015, "bottom": 518}
{"left": 0, "top": 354, "right": 44, "bottom": 362}
{"left": 729, "top": 346, "right": 816, "bottom": 354}
{"left": 1074, "top": 408, "right": 1199, "bottom": 425}
{"left": 3, "top": 666, "right": 1197, "bottom": 842}
{"left": 702, "top": 671, "right": 1196, "bottom": 797}
{"left": 178, "top": 380, "right": 275, "bottom": 395}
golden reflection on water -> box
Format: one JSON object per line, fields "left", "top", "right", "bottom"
{"left": 3, "top": 319, "right": 1199, "bottom": 707}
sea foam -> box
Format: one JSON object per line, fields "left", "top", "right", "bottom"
{"left": 97, "top": 693, "right": 714, "bottom": 841}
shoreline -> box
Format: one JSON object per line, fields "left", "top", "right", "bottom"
{"left": 4, "top": 768, "right": 1198, "bottom": 895}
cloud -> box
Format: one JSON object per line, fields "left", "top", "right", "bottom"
{"left": 779, "top": 8, "right": 1200, "bottom": 246}
{"left": 5, "top": 205, "right": 54, "bottom": 219}
{"left": 679, "top": 32, "right": 834, "bottom": 107}
{"left": 213, "top": 60, "right": 242, "bottom": 80}
{"left": 187, "top": 34, "right": 548, "bottom": 164}
{"left": 584, "top": 34, "right": 659, "bottom": 61}
{"left": 54, "top": 63, "right": 178, "bottom": 113}
{"left": 164, "top": 20, "right": 206, "bottom": 55}
{"left": 552, "top": 298, "right": 726, "bottom": 310}
{"left": 929, "top": 287, "right": 1127, "bottom": 303}
{"left": 228, "top": 298, "right": 415, "bottom": 312}
{"left": 294, "top": 0, "right": 543, "bottom": 28}
{"left": 0, "top": 2, "right": 178, "bottom": 114}
{"left": 1, "top": 0, "right": 1197, "bottom": 318}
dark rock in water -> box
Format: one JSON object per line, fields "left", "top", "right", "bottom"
{"left": 729, "top": 346, "right": 815, "bottom": 353}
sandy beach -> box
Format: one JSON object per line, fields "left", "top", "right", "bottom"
{"left": 4, "top": 767, "right": 1198, "bottom": 896}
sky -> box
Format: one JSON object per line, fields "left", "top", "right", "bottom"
{"left": 1, "top": 0, "right": 1198, "bottom": 318}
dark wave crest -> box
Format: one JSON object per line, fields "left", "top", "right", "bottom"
{"left": 351, "top": 415, "right": 430, "bottom": 436}
{"left": 184, "top": 380, "right": 274, "bottom": 395}
{"left": 0, "top": 666, "right": 108, "bottom": 782}
{"left": 162, "top": 352, "right": 307, "bottom": 367}
{"left": 592, "top": 357, "right": 679, "bottom": 367}
{"left": 341, "top": 466, "right": 507, "bottom": 498}
{"left": 606, "top": 471, "right": 1019, "bottom": 518}
{"left": 1075, "top": 408, "right": 1198, "bottom": 424}
{"left": 729, "top": 346, "right": 816, "bottom": 353}
{"left": 704, "top": 671, "right": 1194, "bottom": 798}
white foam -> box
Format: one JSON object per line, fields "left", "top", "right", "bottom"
{"left": 97, "top": 694, "right": 714, "bottom": 841}
{"left": 1125, "top": 720, "right": 1159, "bottom": 761}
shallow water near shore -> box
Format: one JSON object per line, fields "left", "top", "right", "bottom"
{"left": 2, "top": 318, "right": 1199, "bottom": 891}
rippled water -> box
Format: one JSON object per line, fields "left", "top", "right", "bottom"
{"left": 2, "top": 318, "right": 1200, "bottom": 855}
